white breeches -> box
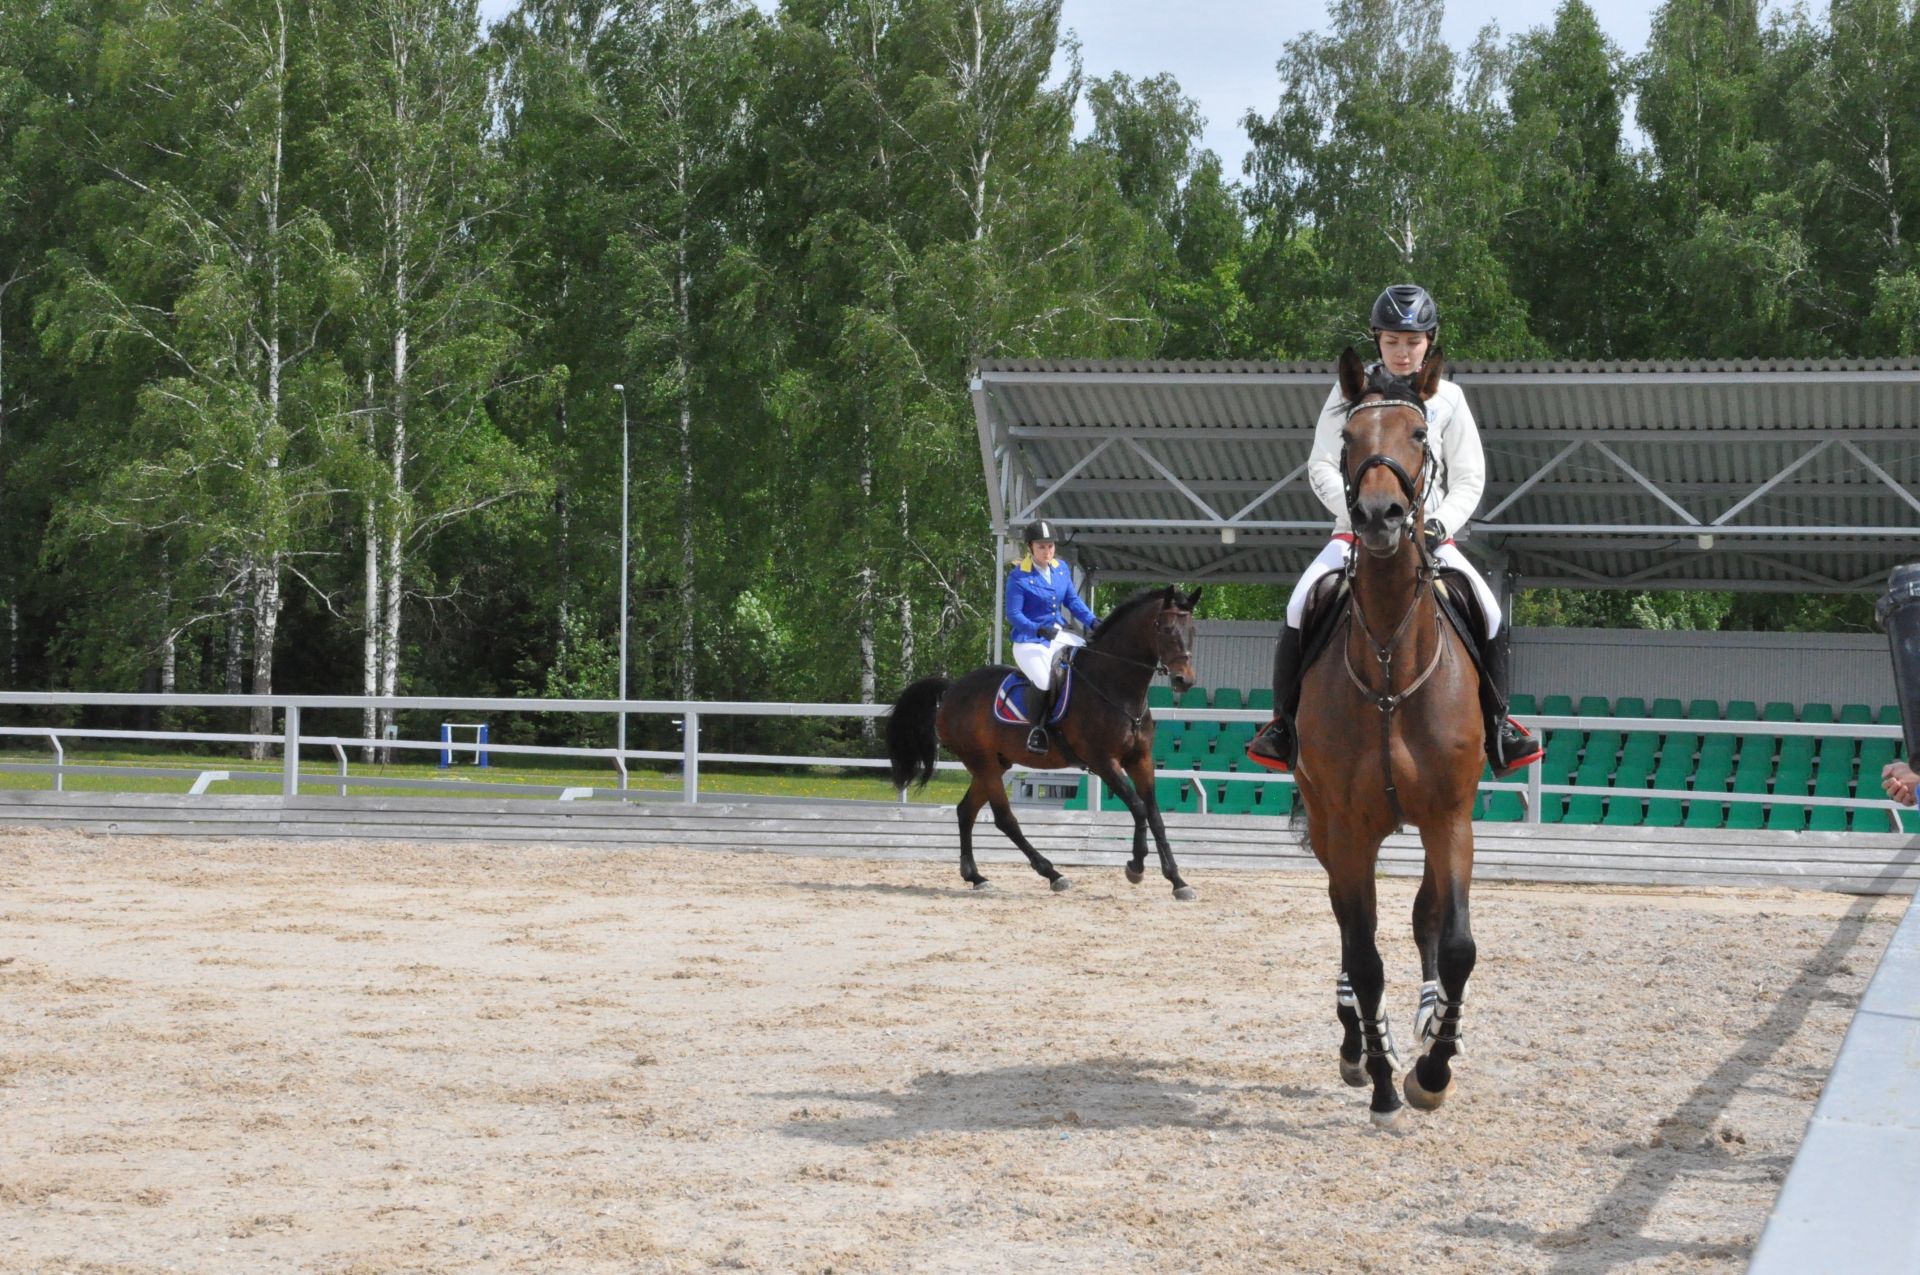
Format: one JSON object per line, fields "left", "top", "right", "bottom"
{"left": 1285, "top": 538, "right": 1501, "bottom": 636}
{"left": 1012, "top": 631, "right": 1086, "bottom": 690}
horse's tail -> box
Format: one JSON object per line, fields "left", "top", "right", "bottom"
{"left": 885, "top": 675, "right": 950, "bottom": 793}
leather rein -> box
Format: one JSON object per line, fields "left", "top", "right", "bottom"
{"left": 1337, "top": 397, "right": 1447, "bottom": 827}
{"left": 1072, "top": 617, "right": 1191, "bottom": 730}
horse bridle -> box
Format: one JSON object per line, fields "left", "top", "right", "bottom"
{"left": 1336, "top": 395, "right": 1447, "bottom": 827}
{"left": 1339, "top": 397, "right": 1440, "bottom": 572}
{"left": 1074, "top": 611, "right": 1194, "bottom": 727}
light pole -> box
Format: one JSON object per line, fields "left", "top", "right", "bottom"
{"left": 614, "top": 383, "right": 630, "bottom": 773}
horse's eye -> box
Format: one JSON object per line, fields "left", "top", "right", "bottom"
{"left": 1413, "top": 428, "right": 1428, "bottom": 443}
{"left": 1340, "top": 430, "right": 1352, "bottom": 446}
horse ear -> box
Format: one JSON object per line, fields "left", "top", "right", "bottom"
{"left": 1337, "top": 346, "right": 1369, "bottom": 403}
{"left": 1414, "top": 345, "right": 1444, "bottom": 401}
{"left": 1183, "top": 586, "right": 1202, "bottom": 611}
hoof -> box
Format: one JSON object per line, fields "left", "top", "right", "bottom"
{"left": 1369, "top": 1102, "right": 1408, "bottom": 1131}
{"left": 971, "top": 880, "right": 993, "bottom": 891}
{"left": 1050, "top": 876, "right": 1072, "bottom": 893}
{"left": 1403, "top": 1060, "right": 1455, "bottom": 1111}
{"left": 1173, "top": 885, "right": 1197, "bottom": 902}
{"left": 1339, "top": 1054, "right": 1367, "bottom": 1088}
{"left": 1124, "top": 865, "right": 1144, "bottom": 885}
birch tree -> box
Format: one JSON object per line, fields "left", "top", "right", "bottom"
{"left": 37, "top": 0, "right": 357, "bottom": 752}
{"left": 331, "top": 0, "right": 540, "bottom": 749}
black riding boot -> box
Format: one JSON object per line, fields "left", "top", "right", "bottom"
{"left": 1478, "top": 627, "right": 1543, "bottom": 776}
{"left": 1025, "top": 678, "right": 1057, "bottom": 754}
{"left": 1245, "top": 625, "right": 1305, "bottom": 771}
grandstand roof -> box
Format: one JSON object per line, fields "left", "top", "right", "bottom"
{"left": 971, "top": 358, "right": 1920, "bottom": 594}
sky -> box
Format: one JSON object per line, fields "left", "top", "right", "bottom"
{"left": 473, "top": 0, "right": 1661, "bottom": 178}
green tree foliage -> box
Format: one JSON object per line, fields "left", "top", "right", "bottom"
{"left": 1242, "top": 0, "right": 1538, "bottom": 359}
{"left": 0, "top": 0, "right": 1911, "bottom": 733}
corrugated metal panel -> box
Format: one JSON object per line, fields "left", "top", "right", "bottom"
{"left": 978, "top": 360, "right": 1920, "bottom": 592}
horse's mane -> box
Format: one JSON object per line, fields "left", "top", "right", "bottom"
{"left": 1349, "top": 364, "right": 1421, "bottom": 408}
{"left": 1090, "top": 586, "right": 1176, "bottom": 644}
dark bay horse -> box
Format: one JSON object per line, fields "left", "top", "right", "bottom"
{"left": 1295, "top": 348, "right": 1483, "bottom": 1128}
{"left": 886, "top": 586, "right": 1203, "bottom": 899}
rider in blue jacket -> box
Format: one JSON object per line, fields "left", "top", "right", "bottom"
{"left": 1006, "top": 519, "right": 1099, "bottom": 753}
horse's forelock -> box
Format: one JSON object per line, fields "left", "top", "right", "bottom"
{"left": 1363, "top": 365, "right": 1420, "bottom": 404}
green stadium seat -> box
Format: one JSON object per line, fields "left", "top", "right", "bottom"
{"left": 1150, "top": 729, "right": 1182, "bottom": 765}
{"left": 1564, "top": 739, "right": 1614, "bottom": 823}
{"left": 1247, "top": 688, "right": 1275, "bottom": 713}
{"left": 1724, "top": 735, "right": 1774, "bottom": 830}
{"left": 1644, "top": 731, "right": 1698, "bottom": 827}
{"left": 1838, "top": 704, "right": 1873, "bottom": 726}
{"left": 1178, "top": 687, "right": 1210, "bottom": 708}
{"left": 1879, "top": 704, "right": 1902, "bottom": 726}
{"left": 1183, "top": 719, "right": 1220, "bottom": 755}
{"left": 1212, "top": 688, "right": 1244, "bottom": 712}
{"left": 1771, "top": 736, "right": 1815, "bottom": 831}
{"left": 1808, "top": 758, "right": 1854, "bottom": 832}
{"left": 1603, "top": 743, "right": 1655, "bottom": 826}
{"left": 1541, "top": 694, "right": 1575, "bottom": 719}
{"left": 1510, "top": 692, "right": 1538, "bottom": 717}
{"left": 1155, "top": 776, "right": 1200, "bottom": 813}
{"left": 1535, "top": 731, "right": 1581, "bottom": 824}
{"left": 1483, "top": 790, "right": 1526, "bottom": 822}
{"left": 1615, "top": 696, "right": 1648, "bottom": 720}
{"left": 1859, "top": 740, "right": 1900, "bottom": 834}
{"left": 1762, "top": 701, "right": 1797, "bottom": 723}
{"left": 1651, "top": 698, "right": 1684, "bottom": 719}
{"left": 1726, "top": 700, "right": 1759, "bottom": 722}
{"left": 1686, "top": 698, "right": 1721, "bottom": 720}
{"left": 1216, "top": 721, "right": 1256, "bottom": 756}
{"left": 1258, "top": 778, "right": 1295, "bottom": 817}
{"left": 1216, "top": 779, "right": 1261, "bottom": 815}
{"left": 1801, "top": 703, "right": 1834, "bottom": 725}
{"left": 1689, "top": 736, "right": 1736, "bottom": 821}
{"left": 1577, "top": 695, "right": 1611, "bottom": 719}
{"left": 1194, "top": 747, "right": 1238, "bottom": 773}
{"left": 1147, "top": 686, "right": 1175, "bottom": 709}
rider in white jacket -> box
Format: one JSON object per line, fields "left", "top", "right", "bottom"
{"left": 1247, "top": 284, "right": 1542, "bottom": 776}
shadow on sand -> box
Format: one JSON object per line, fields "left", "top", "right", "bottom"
{"left": 769, "top": 1055, "right": 1325, "bottom": 1144}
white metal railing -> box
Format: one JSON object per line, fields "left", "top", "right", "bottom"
{"left": 0, "top": 692, "right": 1907, "bottom": 833}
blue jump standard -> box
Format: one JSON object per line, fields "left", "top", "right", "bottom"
{"left": 1749, "top": 892, "right": 1920, "bottom": 1274}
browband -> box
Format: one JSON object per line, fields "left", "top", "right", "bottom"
{"left": 1344, "top": 397, "right": 1425, "bottom": 419}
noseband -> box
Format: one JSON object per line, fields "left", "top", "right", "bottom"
{"left": 1340, "top": 398, "right": 1437, "bottom": 547}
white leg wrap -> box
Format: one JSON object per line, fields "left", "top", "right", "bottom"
{"left": 1418, "top": 978, "right": 1468, "bottom": 1053}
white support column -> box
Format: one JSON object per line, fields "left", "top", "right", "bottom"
{"left": 992, "top": 531, "right": 1006, "bottom": 666}
{"left": 282, "top": 705, "right": 301, "bottom": 798}
{"left": 682, "top": 711, "right": 699, "bottom": 804}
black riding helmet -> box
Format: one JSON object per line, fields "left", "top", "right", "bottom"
{"left": 1369, "top": 283, "right": 1438, "bottom": 334}
{"left": 1022, "top": 519, "right": 1059, "bottom": 544}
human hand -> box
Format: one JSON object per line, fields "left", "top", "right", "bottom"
{"left": 1883, "top": 761, "right": 1917, "bottom": 808}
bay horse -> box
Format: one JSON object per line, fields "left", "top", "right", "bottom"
{"left": 886, "top": 586, "right": 1203, "bottom": 899}
{"left": 1295, "top": 348, "right": 1482, "bottom": 1128}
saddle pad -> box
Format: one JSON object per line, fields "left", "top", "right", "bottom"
{"left": 1298, "top": 572, "right": 1349, "bottom": 678}
{"left": 1433, "top": 568, "right": 1488, "bottom": 681}
{"left": 993, "top": 665, "right": 1073, "bottom": 726}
